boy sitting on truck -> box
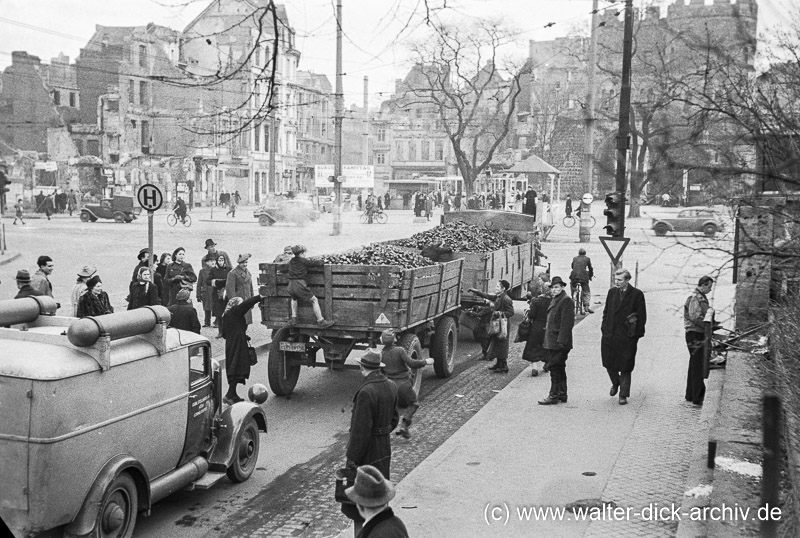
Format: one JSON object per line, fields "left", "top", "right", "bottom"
{"left": 287, "top": 245, "right": 335, "bottom": 327}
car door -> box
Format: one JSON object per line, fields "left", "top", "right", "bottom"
{"left": 179, "top": 343, "right": 215, "bottom": 465}
{"left": 97, "top": 200, "right": 113, "bottom": 219}
{"left": 674, "top": 210, "right": 692, "bottom": 232}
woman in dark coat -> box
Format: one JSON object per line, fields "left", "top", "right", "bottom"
{"left": 164, "top": 247, "right": 197, "bottom": 306}
{"left": 521, "top": 292, "right": 551, "bottom": 376}
{"left": 221, "top": 294, "right": 262, "bottom": 404}
{"left": 128, "top": 266, "right": 160, "bottom": 309}
{"left": 207, "top": 253, "right": 232, "bottom": 337}
{"left": 468, "top": 280, "right": 515, "bottom": 373}
{"left": 77, "top": 275, "right": 114, "bottom": 318}
{"left": 156, "top": 252, "right": 172, "bottom": 307}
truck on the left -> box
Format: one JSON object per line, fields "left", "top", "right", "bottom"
{"left": 0, "top": 296, "right": 268, "bottom": 538}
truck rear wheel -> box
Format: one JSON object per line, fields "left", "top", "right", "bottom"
{"left": 398, "top": 333, "right": 424, "bottom": 396}
{"left": 93, "top": 472, "right": 138, "bottom": 538}
{"left": 268, "top": 328, "right": 303, "bottom": 396}
{"left": 226, "top": 416, "right": 260, "bottom": 483}
{"left": 431, "top": 316, "right": 457, "bottom": 378}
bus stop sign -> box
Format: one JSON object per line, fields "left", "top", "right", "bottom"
{"left": 137, "top": 184, "right": 163, "bottom": 212}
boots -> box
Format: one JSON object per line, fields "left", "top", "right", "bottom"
{"left": 557, "top": 380, "right": 568, "bottom": 403}
{"left": 395, "top": 404, "right": 419, "bottom": 439}
{"left": 538, "top": 379, "right": 560, "bottom": 405}
{"left": 491, "top": 358, "right": 508, "bottom": 373}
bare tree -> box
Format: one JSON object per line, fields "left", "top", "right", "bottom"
{"left": 403, "top": 20, "right": 528, "bottom": 197}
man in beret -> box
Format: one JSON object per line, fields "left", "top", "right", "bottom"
{"left": 168, "top": 289, "right": 201, "bottom": 334}
{"left": 14, "top": 270, "right": 39, "bottom": 299}
{"left": 342, "top": 350, "right": 399, "bottom": 534}
{"left": 345, "top": 465, "right": 408, "bottom": 538}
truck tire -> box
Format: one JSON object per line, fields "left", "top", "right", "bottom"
{"left": 267, "top": 328, "right": 303, "bottom": 396}
{"left": 80, "top": 211, "right": 91, "bottom": 222}
{"left": 113, "top": 212, "right": 125, "bottom": 223}
{"left": 430, "top": 316, "right": 457, "bottom": 378}
{"left": 398, "top": 333, "right": 424, "bottom": 396}
{"left": 226, "top": 416, "right": 260, "bottom": 483}
{"left": 92, "top": 472, "right": 138, "bottom": 538}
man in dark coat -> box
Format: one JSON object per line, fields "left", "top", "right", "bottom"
{"left": 524, "top": 187, "right": 537, "bottom": 220}
{"left": 342, "top": 350, "right": 399, "bottom": 532}
{"left": 168, "top": 289, "right": 201, "bottom": 334}
{"left": 345, "top": 465, "right": 409, "bottom": 538}
{"left": 570, "top": 248, "right": 595, "bottom": 314}
{"left": 601, "top": 268, "right": 647, "bottom": 405}
{"left": 522, "top": 291, "right": 552, "bottom": 377}
{"left": 539, "top": 276, "right": 575, "bottom": 405}
{"left": 14, "top": 270, "right": 39, "bottom": 299}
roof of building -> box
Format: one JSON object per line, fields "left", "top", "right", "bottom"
{"left": 506, "top": 154, "right": 561, "bottom": 174}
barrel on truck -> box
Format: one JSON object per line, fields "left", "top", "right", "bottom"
{"left": 259, "top": 258, "right": 464, "bottom": 396}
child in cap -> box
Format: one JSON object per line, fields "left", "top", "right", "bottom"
{"left": 287, "top": 245, "right": 334, "bottom": 327}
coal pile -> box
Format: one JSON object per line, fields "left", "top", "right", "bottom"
{"left": 393, "top": 221, "right": 511, "bottom": 252}
{"left": 318, "top": 244, "right": 435, "bottom": 269}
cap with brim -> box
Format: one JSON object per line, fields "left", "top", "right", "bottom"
{"left": 549, "top": 276, "right": 567, "bottom": 288}
{"left": 15, "top": 269, "right": 31, "bottom": 283}
{"left": 356, "top": 350, "right": 384, "bottom": 369}
{"left": 77, "top": 265, "right": 97, "bottom": 278}
{"left": 237, "top": 253, "right": 252, "bottom": 263}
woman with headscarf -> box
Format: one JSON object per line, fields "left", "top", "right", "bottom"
{"left": 156, "top": 252, "right": 172, "bottom": 306}
{"left": 207, "top": 253, "right": 232, "bottom": 337}
{"left": 71, "top": 265, "right": 96, "bottom": 317}
{"left": 77, "top": 275, "right": 114, "bottom": 318}
{"left": 164, "top": 247, "right": 197, "bottom": 306}
{"left": 128, "top": 266, "right": 160, "bottom": 309}
{"left": 468, "top": 279, "right": 515, "bottom": 373}
{"left": 222, "top": 293, "right": 264, "bottom": 404}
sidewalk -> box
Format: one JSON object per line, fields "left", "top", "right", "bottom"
{"left": 389, "top": 282, "right": 735, "bottom": 537}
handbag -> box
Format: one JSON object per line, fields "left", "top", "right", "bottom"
{"left": 247, "top": 340, "right": 258, "bottom": 365}
{"left": 334, "top": 467, "right": 356, "bottom": 505}
{"left": 514, "top": 310, "right": 531, "bottom": 343}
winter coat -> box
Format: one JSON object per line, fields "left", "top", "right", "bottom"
{"left": 522, "top": 294, "right": 551, "bottom": 363}
{"left": 225, "top": 265, "right": 254, "bottom": 324}
{"left": 207, "top": 265, "right": 231, "bottom": 318}
{"left": 127, "top": 281, "right": 159, "bottom": 310}
{"left": 570, "top": 255, "right": 594, "bottom": 283}
{"left": 359, "top": 508, "right": 409, "bottom": 538}
{"left": 168, "top": 302, "right": 202, "bottom": 334}
{"left": 471, "top": 290, "right": 515, "bottom": 360}
{"left": 71, "top": 282, "right": 87, "bottom": 316}
{"left": 77, "top": 291, "right": 114, "bottom": 318}
{"left": 601, "top": 285, "right": 647, "bottom": 373}
{"left": 222, "top": 295, "right": 261, "bottom": 382}
{"left": 30, "top": 270, "right": 53, "bottom": 298}
{"left": 14, "top": 284, "right": 40, "bottom": 299}
{"left": 164, "top": 262, "right": 197, "bottom": 306}
{"left": 197, "top": 266, "right": 215, "bottom": 308}
{"left": 346, "top": 370, "right": 399, "bottom": 478}
{"left": 155, "top": 264, "right": 170, "bottom": 306}
{"left": 543, "top": 290, "right": 574, "bottom": 351}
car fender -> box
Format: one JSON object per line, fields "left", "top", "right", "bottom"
{"left": 63, "top": 455, "right": 150, "bottom": 538}
{"left": 207, "top": 403, "right": 267, "bottom": 472}
{"left": 81, "top": 208, "right": 99, "bottom": 219}
{"left": 702, "top": 219, "right": 720, "bottom": 229}
{"left": 652, "top": 219, "right": 673, "bottom": 231}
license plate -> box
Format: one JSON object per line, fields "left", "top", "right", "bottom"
{"left": 279, "top": 342, "right": 306, "bottom": 352}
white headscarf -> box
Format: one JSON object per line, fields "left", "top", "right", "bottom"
{"left": 223, "top": 296, "right": 244, "bottom": 316}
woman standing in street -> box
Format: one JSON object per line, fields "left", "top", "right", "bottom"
{"left": 71, "top": 265, "right": 96, "bottom": 316}
{"left": 207, "top": 253, "right": 231, "bottom": 337}
{"left": 521, "top": 290, "right": 552, "bottom": 377}
{"left": 156, "top": 252, "right": 172, "bottom": 306}
{"left": 468, "top": 280, "right": 515, "bottom": 373}
{"left": 222, "top": 293, "right": 264, "bottom": 405}
{"left": 128, "top": 266, "right": 160, "bottom": 309}
{"left": 164, "top": 247, "right": 197, "bottom": 306}
{"left": 77, "top": 275, "right": 114, "bottom": 318}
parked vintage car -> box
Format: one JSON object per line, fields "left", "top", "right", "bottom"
{"left": 651, "top": 208, "right": 725, "bottom": 236}
{"left": 0, "top": 297, "right": 268, "bottom": 538}
{"left": 254, "top": 198, "right": 321, "bottom": 226}
{"left": 80, "top": 195, "right": 142, "bottom": 223}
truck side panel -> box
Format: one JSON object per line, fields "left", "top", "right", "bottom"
{"left": 0, "top": 378, "right": 33, "bottom": 533}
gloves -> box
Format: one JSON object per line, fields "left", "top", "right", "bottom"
{"left": 425, "top": 358, "right": 435, "bottom": 366}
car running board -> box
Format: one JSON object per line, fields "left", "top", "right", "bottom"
{"left": 188, "top": 471, "right": 227, "bottom": 490}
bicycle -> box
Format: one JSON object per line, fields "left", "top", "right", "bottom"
{"left": 572, "top": 281, "right": 586, "bottom": 316}
{"left": 359, "top": 208, "right": 387, "bottom": 224}
{"left": 167, "top": 212, "right": 192, "bottom": 227}
{"left": 563, "top": 214, "right": 596, "bottom": 228}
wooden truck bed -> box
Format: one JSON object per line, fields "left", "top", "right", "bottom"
{"left": 258, "top": 259, "right": 464, "bottom": 333}
{"left": 458, "top": 242, "right": 535, "bottom": 303}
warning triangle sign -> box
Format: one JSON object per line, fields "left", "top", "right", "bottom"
{"left": 375, "top": 313, "right": 391, "bottom": 325}
{"left": 599, "top": 236, "right": 630, "bottom": 265}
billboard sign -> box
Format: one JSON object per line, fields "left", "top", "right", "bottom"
{"left": 314, "top": 165, "right": 375, "bottom": 188}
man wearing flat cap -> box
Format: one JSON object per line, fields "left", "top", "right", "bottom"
{"left": 226, "top": 253, "right": 254, "bottom": 325}
{"left": 342, "top": 350, "right": 399, "bottom": 533}
{"left": 539, "top": 276, "right": 575, "bottom": 405}
{"left": 14, "top": 270, "right": 39, "bottom": 299}
{"left": 345, "top": 465, "right": 408, "bottom": 538}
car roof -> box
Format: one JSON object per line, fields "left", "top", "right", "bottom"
{"left": 0, "top": 328, "right": 207, "bottom": 380}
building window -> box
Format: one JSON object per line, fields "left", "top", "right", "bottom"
{"left": 106, "top": 99, "right": 119, "bottom": 112}
{"left": 128, "top": 80, "right": 135, "bottom": 105}
{"left": 255, "top": 46, "right": 261, "bottom": 66}
{"left": 141, "top": 121, "right": 150, "bottom": 154}
{"left": 435, "top": 140, "right": 444, "bottom": 160}
{"left": 421, "top": 140, "right": 430, "bottom": 161}
{"left": 53, "top": 90, "right": 60, "bottom": 105}
{"left": 69, "top": 92, "right": 76, "bottom": 107}
{"left": 109, "top": 153, "right": 119, "bottom": 163}
{"left": 377, "top": 127, "right": 386, "bottom": 142}
{"left": 74, "top": 139, "right": 84, "bottom": 155}
{"left": 376, "top": 152, "right": 385, "bottom": 164}
{"left": 139, "top": 81, "right": 148, "bottom": 106}
{"left": 255, "top": 122, "right": 262, "bottom": 152}
{"left": 395, "top": 140, "right": 405, "bottom": 161}
{"left": 87, "top": 140, "right": 100, "bottom": 156}
{"left": 408, "top": 140, "right": 417, "bottom": 161}
{"left": 139, "top": 45, "right": 147, "bottom": 68}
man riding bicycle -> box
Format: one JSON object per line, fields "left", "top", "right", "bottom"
{"left": 569, "top": 248, "right": 594, "bottom": 314}
{"left": 173, "top": 197, "right": 188, "bottom": 224}
{"left": 364, "top": 194, "right": 376, "bottom": 224}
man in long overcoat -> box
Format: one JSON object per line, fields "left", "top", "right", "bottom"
{"left": 226, "top": 253, "right": 254, "bottom": 324}
{"left": 539, "top": 276, "right": 574, "bottom": 405}
{"left": 522, "top": 291, "right": 552, "bottom": 376}
{"left": 524, "top": 187, "right": 537, "bottom": 220}
{"left": 343, "top": 350, "right": 399, "bottom": 533}
{"left": 601, "top": 268, "right": 647, "bottom": 405}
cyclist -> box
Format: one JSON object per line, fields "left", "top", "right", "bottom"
{"left": 364, "top": 193, "right": 376, "bottom": 224}
{"left": 569, "top": 247, "right": 594, "bottom": 314}
{"left": 565, "top": 194, "right": 573, "bottom": 217}
{"left": 173, "top": 196, "right": 188, "bottom": 224}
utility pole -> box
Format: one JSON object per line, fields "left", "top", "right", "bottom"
{"left": 269, "top": 117, "right": 276, "bottom": 198}
{"left": 332, "top": 0, "right": 344, "bottom": 235}
{"left": 362, "top": 76, "right": 369, "bottom": 166}
{"left": 579, "top": 0, "right": 599, "bottom": 243}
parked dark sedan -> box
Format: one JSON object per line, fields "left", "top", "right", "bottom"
{"left": 651, "top": 208, "right": 725, "bottom": 237}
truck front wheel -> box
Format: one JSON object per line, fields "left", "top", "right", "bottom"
{"left": 267, "top": 328, "right": 303, "bottom": 396}
{"left": 398, "top": 333, "right": 424, "bottom": 396}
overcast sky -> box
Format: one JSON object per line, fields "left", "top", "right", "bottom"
{"left": 1, "top": 0, "right": 793, "bottom": 107}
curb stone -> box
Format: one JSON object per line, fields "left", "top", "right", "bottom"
{"left": 0, "top": 252, "right": 21, "bottom": 266}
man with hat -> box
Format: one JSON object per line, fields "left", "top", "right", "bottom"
{"left": 226, "top": 253, "right": 254, "bottom": 325}
{"left": 539, "top": 276, "right": 575, "bottom": 405}
{"left": 202, "top": 238, "right": 231, "bottom": 269}
{"left": 14, "top": 270, "right": 39, "bottom": 299}
{"left": 72, "top": 265, "right": 97, "bottom": 316}
{"left": 342, "top": 350, "right": 399, "bottom": 533}
{"left": 380, "top": 328, "right": 433, "bottom": 439}
{"left": 168, "top": 289, "right": 202, "bottom": 334}
{"left": 345, "top": 465, "right": 408, "bottom": 538}
{"left": 132, "top": 248, "right": 154, "bottom": 282}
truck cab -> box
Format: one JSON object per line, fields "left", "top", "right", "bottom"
{"left": 0, "top": 297, "right": 268, "bottom": 538}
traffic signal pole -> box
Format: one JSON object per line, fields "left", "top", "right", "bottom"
{"left": 613, "top": 0, "right": 634, "bottom": 240}
{"left": 332, "top": 0, "right": 343, "bottom": 236}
